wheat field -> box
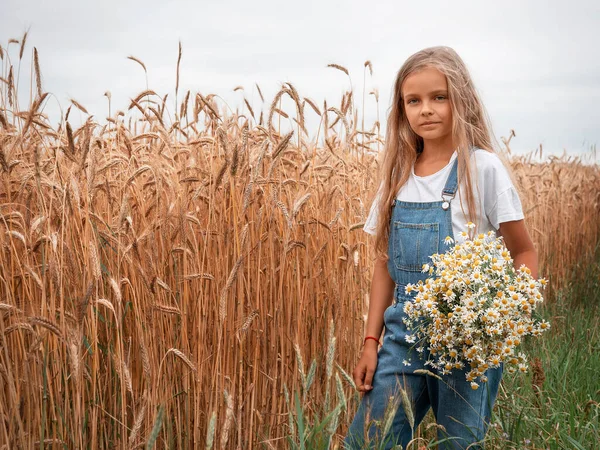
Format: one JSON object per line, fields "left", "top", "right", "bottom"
{"left": 0, "top": 37, "right": 599, "bottom": 449}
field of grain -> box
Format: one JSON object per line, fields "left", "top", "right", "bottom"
{"left": 0, "top": 38, "right": 599, "bottom": 449}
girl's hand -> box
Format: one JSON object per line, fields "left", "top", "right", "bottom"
{"left": 498, "top": 220, "right": 538, "bottom": 279}
{"left": 352, "top": 342, "right": 379, "bottom": 392}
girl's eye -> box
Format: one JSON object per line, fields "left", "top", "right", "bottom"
{"left": 435, "top": 95, "right": 446, "bottom": 101}
{"left": 407, "top": 99, "right": 418, "bottom": 104}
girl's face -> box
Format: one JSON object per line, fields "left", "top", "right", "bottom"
{"left": 401, "top": 67, "right": 453, "bottom": 149}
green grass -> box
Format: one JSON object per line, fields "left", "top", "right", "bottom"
{"left": 284, "top": 244, "right": 600, "bottom": 449}
{"left": 485, "top": 246, "right": 600, "bottom": 449}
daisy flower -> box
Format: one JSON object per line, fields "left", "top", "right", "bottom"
{"left": 402, "top": 230, "right": 549, "bottom": 388}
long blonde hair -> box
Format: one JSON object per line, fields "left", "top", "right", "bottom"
{"left": 374, "top": 46, "right": 502, "bottom": 258}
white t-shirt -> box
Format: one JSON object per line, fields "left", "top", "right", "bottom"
{"left": 363, "top": 149, "right": 524, "bottom": 238}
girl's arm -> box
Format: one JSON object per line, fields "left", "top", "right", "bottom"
{"left": 353, "top": 256, "right": 395, "bottom": 392}
{"left": 498, "top": 219, "right": 538, "bottom": 279}
{"left": 364, "top": 256, "right": 396, "bottom": 341}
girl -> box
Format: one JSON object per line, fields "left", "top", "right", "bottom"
{"left": 344, "top": 47, "right": 538, "bottom": 449}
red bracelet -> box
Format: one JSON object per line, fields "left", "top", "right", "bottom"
{"left": 363, "top": 336, "right": 380, "bottom": 346}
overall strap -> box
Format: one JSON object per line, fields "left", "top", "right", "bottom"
{"left": 442, "top": 157, "right": 459, "bottom": 197}
{"left": 442, "top": 148, "right": 475, "bottom": 198}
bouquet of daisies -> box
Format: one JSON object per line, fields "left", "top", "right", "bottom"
{"left": 402, "top": 223, "right": 550, "bottom": 390}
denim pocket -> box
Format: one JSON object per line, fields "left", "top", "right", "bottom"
{"left": 391, "top": 221, "right": 440, "bottom": 272}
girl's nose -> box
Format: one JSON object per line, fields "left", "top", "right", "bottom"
{"left": 421, "top": 101, "right": 434, "bottom": 115}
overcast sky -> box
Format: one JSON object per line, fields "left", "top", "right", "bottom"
{"left": 2, "top": 0, "right": 599, "bottom": 161}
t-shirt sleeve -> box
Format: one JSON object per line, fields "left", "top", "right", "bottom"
{"left": 362, "top": 184, "right": 383, "bottom": 236}
{"left": 481, "top": 153, "right": 525, "bottom": 230}
{"left": 487, "top": 187, "right": 524, "bottom": 230}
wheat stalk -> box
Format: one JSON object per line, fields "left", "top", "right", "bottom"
{"left": 220, "top": 390, "right": 234, "bottom": 449}
{"left": 153, "top": 304, "right": 181, "bottom": 315}
{"left": 128, "top": 401, "right": 146, "bottom": 448}
{"left": 28, "top": 316, "right": 62, "bottom": 338}
{"left": 327, "top": 63, "right": 349, "bottom": 76}
{"left": 219, "top": 256, "right": 243, "bottom": 322}
{"left": 127, "top": 55, "right": 147, "bottom": 73}
{"left": 4, "top": 322, "right": 36, "bottom": 336}
{"left": 70, "top": 98, "right": 88, "bottom": 114}
{"left": 89, "top": 240, "right": 102, "bottom": 280}
{"left": 165, "top": 348, "right": 197, "bottom": 372}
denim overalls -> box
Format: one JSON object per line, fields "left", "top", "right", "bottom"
{"left": 345, "top": 157, "right": 502, "bottom": 450}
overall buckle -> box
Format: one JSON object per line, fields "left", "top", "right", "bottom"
{"left": 441, "top": 192, "right": 455, "bottom": 210}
